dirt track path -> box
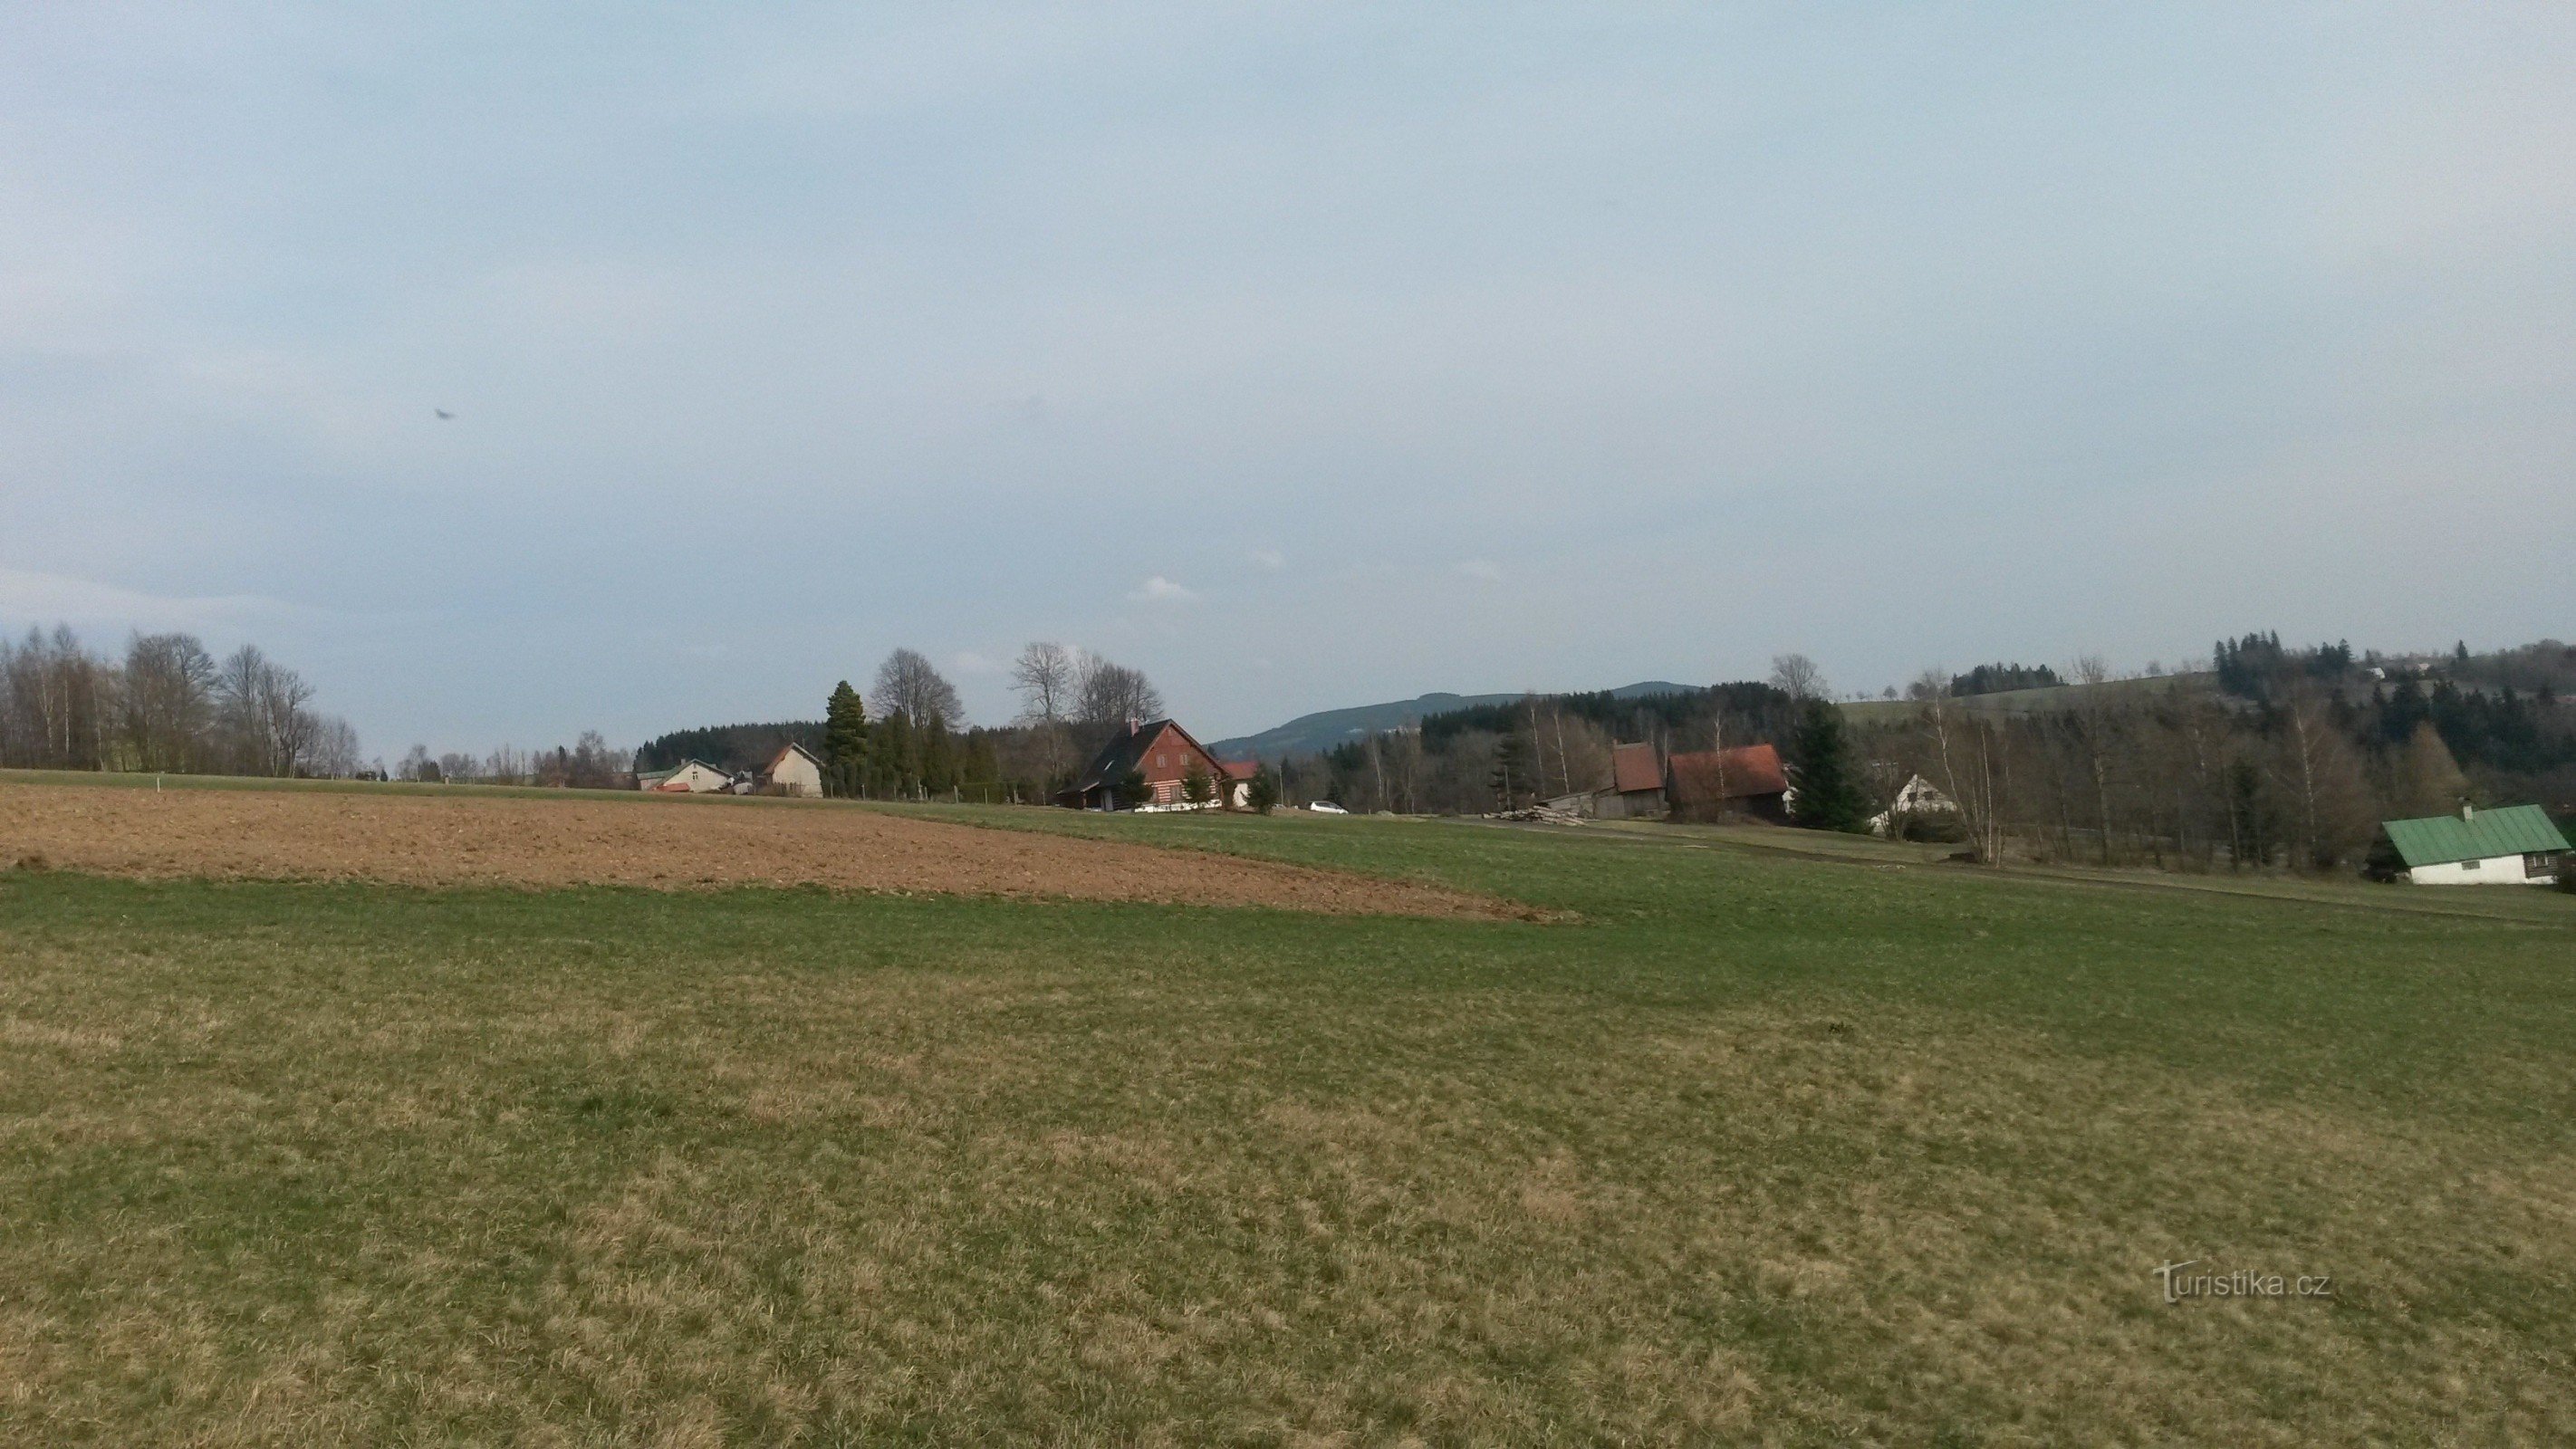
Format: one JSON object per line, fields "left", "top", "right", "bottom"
{"left": 0, "top": 782, "right": 1524, "bottom": 919}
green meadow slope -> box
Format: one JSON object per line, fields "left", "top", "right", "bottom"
{"left": 3, "top": 790, "right": 2572, "bottom": 1444}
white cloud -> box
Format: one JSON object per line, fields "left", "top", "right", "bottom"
{"left": 0, "top": 566, "right": 312, "bottom": 632}
{"left": 1249, "top": 548, "right": 1285, "bottom": 571}
{"left": 953, "top": 649, "right": 1004, "bottom": 674}
{"left": 1129, "top": 575, "right": 1200, "bottom": 604}
{"left": 1456, "top": 560, "right": 1504, "bottom": 582}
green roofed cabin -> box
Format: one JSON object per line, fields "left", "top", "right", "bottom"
{"left": 2369, "top": 803, "right": 2570, "bottom": 886}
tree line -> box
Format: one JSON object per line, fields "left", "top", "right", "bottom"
{"left": 389, "top": 733, "right": 633, "bottom": 789}
{"left": 632, "top": 643, "right": 1176, "bottom": 803}
{"left": 1267, "top": 636, "right": 2575, "bottom": 875}
{"left": 1285, "top": 674, "right": 1812, "bottom": 817}
{"left": 0, "top": 623, "right": 362, "bottom": 777}
{"left": 1868, "top": 636, "right": 2575, "bottom": 871}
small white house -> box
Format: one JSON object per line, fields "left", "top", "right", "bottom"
{"left": 2377, "top": 804, "right": 2569, "bottom": 886}
{"left": 1869, "top": 774, "right": 1958, "bottom": 838}
{"left": 638, "top": 759, "right": 731, "bottom": 793}
{"left": 762, "top": 742, "right": 825, "bottom": 798}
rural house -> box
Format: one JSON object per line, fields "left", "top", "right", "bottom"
{"left": 2370, "top": 803, "right": 2569, "bottom": 885}
{"left": 1869, "top": 773, "right": 1958, "bottom": 838}
{"left": 759, "top": 742, "right": 825, "bottom": 798}
{"left": 1060, "top": 719, "right": 1253, "bottom": 810}
{"left": 637, "top": 759, "right": 732, "bottom": 793}
{"left": 1665, "top": 743, "right": 1791, "bottom": 822}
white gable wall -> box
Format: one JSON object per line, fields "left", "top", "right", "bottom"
{"left": 769, "top": 748, "right": 823, "bottom": 798}
{"left": 650, "top": 762, "right": 732, "bottom": 793}
{"left": 2408, "top": 854, "right": 2537, "bottom": 886}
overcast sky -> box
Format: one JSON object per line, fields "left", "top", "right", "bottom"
{"left": 5, "top": 4, "right": 2571, "bottom": 756}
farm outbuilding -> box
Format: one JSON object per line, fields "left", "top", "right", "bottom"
{"left": 1539, "top": 743, "right": 1669, "bottom": 820}
{"left": 760, "top": 742, "right": 825, "bottom": 798}
{"left": 1664, "top": 743, "right": 1791, "bottom": 823}
{"left": 1598, "top": 743, "right": 1669, "bottom": 820}
{"left": 2371, "top": 804, "right": 2568, "bottom": 885}
{"left": 638, "top": 759, "right": 731, "bottom": 793}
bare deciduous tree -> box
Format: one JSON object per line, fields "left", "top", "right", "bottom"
{"left": 1916, "top": 670, "right": 2009, "bottom": 864}
{"left": 2275, "top": 686, "right": 2374, "bottom": 868}
{"left": 874, "top": 648, "right": 966, "bottom": 727}
{"left": 1074, "top": 653, "right": 1162, "bottom": 727}
{"left": 1011, "top": 642, "right": 1076, "bottom": 724}
{"left": 120, "top": 632, "right": 216, "bottom": 772}
{"left": 310, "top": 717, "right": 365, "bottom": 778}
{"left": 2065, "top": 655, "right": 2119, "bottom": 865}
{"left": 262, "top": 664, "right": 317, "bottom": 776}
{"left": 1769, "top": 653, "right": 1829, "bottom": 703}
{"left": 0, "top": 622, "right": 357, "bottom": 777}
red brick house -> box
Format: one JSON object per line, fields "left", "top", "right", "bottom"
{"left": 1059, "top": 719, "right": 1254, "bottom": 810}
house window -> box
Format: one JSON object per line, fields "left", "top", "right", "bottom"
{"left": 2459, "top": 858, "right": 2481, "bottom": 871}
{"left": 1156, "top": 753, "right": 1167, "bottom": 770}
{"left": 2530, "top": 853, "right": 2560, "bottom": 877}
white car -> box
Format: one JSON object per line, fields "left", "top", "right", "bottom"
{"left": 1306, "top": 801, "right": 1349, "bottom": 815}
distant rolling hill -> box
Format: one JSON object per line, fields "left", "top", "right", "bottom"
{"left": 1210, "top": 682, "right": 1696, "bottom": 762}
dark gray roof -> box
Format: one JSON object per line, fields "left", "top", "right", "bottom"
{"left": 1071, "top": 720, "right": 1177, "bottom": 792}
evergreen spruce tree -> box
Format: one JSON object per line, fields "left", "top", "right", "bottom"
{"left": 1788, "top": 699, "right": 1868, "bottom": 832}
{"left": 959, "top": 730, "right": 1000, "bottom": 801}
{"left": 919, "top": 715, "right": 956, "bottom": 794}
{"left": 1492, "top": 728, "right": 1537, "bottom": 809}
{"left": 822, "top": 680, "right": 870, "bottom": 798}
{"left": 1246, "top": 763, "right": 1280, "bottom": 815}
{"left": 878, "top": 710, "right": 916, "bottom": 798}
{"left": 1117, "top": 768, "right": 1151, "bottom": 810}
{"left": 1181, "top": 760, "right": 1214, "bottom": 805}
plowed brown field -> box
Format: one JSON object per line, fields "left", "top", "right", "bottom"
{"left": 0, "top": 782, "right": 1523, "bottom": 918}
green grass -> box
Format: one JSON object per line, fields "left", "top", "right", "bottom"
{"left": 4, "top": 795, "right": 2573, "bottom": 1444}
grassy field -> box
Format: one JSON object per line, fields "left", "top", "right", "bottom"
{"left": 5, "top": 784, "right": 2574, "bottom": 1444}
{"left": 1838, "top": 671, "right": 2204, "bottom": 725}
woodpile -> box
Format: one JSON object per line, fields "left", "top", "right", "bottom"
{"left": 1489, "top": 803, "right": 1586, "bottom": 826}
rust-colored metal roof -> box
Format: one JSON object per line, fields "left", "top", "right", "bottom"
{"left": 1610, "top": 742, "right": 1661, "bottom": 793}
{"left": 1218, "top": 759, "right": 1257, "bottom": 780}
{"left": 1666, "top": 743, "right": 1788, "bottom": 802}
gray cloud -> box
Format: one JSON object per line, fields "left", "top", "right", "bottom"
{"left": 4, "top": 5, "right": 2571, "bottom": 751}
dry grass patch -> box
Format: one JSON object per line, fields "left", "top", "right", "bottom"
{"left": 2, "top": 822, "right": 2572, "bottom": 1444}
{"left": 0, "top": 780, "right": 1523, "bottom": 918}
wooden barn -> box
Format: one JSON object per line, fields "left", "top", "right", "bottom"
{"left": 1664, "top": 743, "right": 1791, "bottom": 823}
{"left": 1543, "top": 743, "right": 1670, "bottom": 820}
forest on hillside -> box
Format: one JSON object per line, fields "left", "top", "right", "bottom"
{"left": 1283, "top": 635, "right": 2576, "bottom": 873}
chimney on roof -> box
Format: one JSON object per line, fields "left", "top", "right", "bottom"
{"left": 2462, "top": 801, "right": 2475, "bottom": 822}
